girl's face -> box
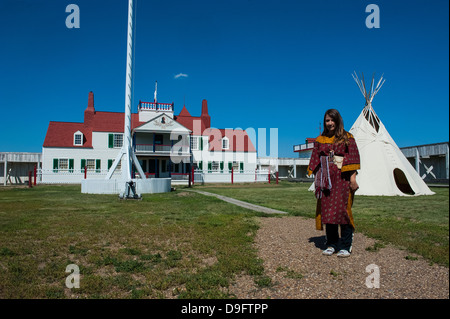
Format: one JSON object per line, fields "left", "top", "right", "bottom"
{"left": 325, "top": 114, "right": 336, "bottom": 135}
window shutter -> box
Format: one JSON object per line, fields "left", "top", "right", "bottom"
{"left": 81, "top": 159, "right": 86, "bottom": 171}
{"left": 96, "top": 159, "right": 101, "bottom": 173}
{"left": 208, "top": 162, "right": 212, "bottom": 173}
{"left": 220, "top": 161, "right": 224, "bottom": 173}
{"left": 228, "top": 162, "right": 232, "bottom": 171}
{"left": 69, "top": 159, "right": 74, "bottom": 173}
{"left": 199, "top": 161, "right": 203, "bottom": 170}
{"left": 108, "top": 134, "right": 114, "bottom": 148}
{"left": 108, "top": 159, "right": 113, "bottom": 169}
{"left": 200, "top": 137, "right": 203, "bottom": 151}
{"left": 53, "top": 159, "right": 58, "bottom": 173}
{"left": 240, "top": 162, "right": 244, "bottom": 173}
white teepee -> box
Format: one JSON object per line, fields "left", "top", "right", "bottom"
{"left": 349, "top": 72, "right": 434, "bottom": 196}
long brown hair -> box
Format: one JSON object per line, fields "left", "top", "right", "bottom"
{"left": 322, "top": 109, "right": 349, "bottom": 145}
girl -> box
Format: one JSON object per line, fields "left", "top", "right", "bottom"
{"left": 307, "top": 109, "right": 360, "bottom": 257}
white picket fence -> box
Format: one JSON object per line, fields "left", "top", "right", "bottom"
{"left": 37, "top": 169, "right": 275, "bottom": 185}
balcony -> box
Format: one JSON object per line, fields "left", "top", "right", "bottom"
{"left": 293, "top": 142, "right": 314, "bottom": 152}
{"left": 135, "top": 143, "right": 190, "bottom": 156}
{"left": 139, "top": 101, "right": 174, "bottom": 112}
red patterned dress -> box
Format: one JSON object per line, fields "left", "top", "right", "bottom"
{"left": 307, "top": 133, "right": 360, "bottom": 230}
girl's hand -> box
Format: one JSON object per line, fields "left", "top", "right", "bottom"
{"left": 350, "top": 172, "right": 359, "bottom": 192}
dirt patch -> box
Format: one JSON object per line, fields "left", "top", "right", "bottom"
{"left": 229, "top": 216, "right": 449, "bottom": 299}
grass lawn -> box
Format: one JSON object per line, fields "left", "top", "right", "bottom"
{"left": 0, "top": 185, "right": 268, "bottom": 299}
{"left": 0, "top": 182, "right": 448, "bottom": 299}
{"left": 198, "top": 181, "right": 449, "bottom": 267}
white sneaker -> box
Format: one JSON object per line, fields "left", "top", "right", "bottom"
{"left": 322, "top": 247, "right": 335, "bottom": 256}
{"left": 337, "top": 249, "right": 351, "bottom": 258}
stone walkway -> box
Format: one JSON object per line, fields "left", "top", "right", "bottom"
{"left": 186, "top": 189, "right": 287, "bottom": 215}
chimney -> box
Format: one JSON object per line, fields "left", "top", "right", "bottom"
{"left": 84, "top": 91, "right": 96, "bottom": 125}
{"left": 201, "top": 99, "right": 211, "bottom": 129}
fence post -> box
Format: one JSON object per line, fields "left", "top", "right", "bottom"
{"left": 268, "top": 168, "right": 271, "bottom": 184}
{"left": 231, "top": 167, "right": 234, "bottom": 184}
{"left": 84, "top": 166, "right": 87, "bottom": 179}
{"left": 192, "top": 167, "right": 195, "bottom": 186}
{"left": 276, "top": 171, "right": 279, "bottom": 184}
{"left": 34, "top": 164, "right": 37, "bottom": 185}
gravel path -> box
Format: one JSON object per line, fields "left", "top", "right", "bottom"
{"left": 229, "top": 216, "right": 449, "bottom": 299}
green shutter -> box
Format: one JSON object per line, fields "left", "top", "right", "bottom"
{"left": 108, "top": 159, "right": 113, "bottom": 169}
{"left": 200, "top": 137, "right": 203, "bottom": 150}
{"left": 108, "top": 133, "right": 114, "bottom": 148}
{"left": 220, "top": 161, "right": 224, "bottom": 173}
{"left": 96, "top": 159, "right": 101, "bottom": 173}
{"left": 53, "top": 159, "right": 58, "bottom": 173}
{"left": 81, "top": 159, "right": 86, "bottom": 171}
{"left": 228, "top": 162, "right": 232, "bottom": 171}
{"left": 208, "top": 162, "right": 212, "bottom": 173}
{"left": 240, "top": 162, "right": 244, "bottom": 173}
{"left": 69, "top": 159, "right": 74, "bottom": 173}
{"left": 199, "top": 161, "right": 203, "bottom": 170}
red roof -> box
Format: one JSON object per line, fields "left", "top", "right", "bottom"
{"left": 43, "top": 112, "right": 145, "bottom": 148}
{"left": 43, "top": 93, "right": 256, "bottom": 152}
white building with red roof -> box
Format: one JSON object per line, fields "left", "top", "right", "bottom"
{"left": 41, "top": 91, "right": 257, "bottom": 184}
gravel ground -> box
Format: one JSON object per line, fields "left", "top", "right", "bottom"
{"left": 229, "top": 216, "right": 449, "bottom": 299}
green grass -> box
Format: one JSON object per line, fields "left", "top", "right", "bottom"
{"left": 198, "top": 181, "right": 449, "bottom": 266}
{"left": 0, "top": 185, "right": 267, "bottom": 299}
{"left": 0, "top": 181, "right": 448, "bottom": 299}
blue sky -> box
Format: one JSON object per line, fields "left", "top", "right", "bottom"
{"left": 0, "top": 0, "right": 448, "bottom": 157}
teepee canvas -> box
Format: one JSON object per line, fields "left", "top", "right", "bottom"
{"left": 349, "top": 72, "right": 434, "bottom": 196}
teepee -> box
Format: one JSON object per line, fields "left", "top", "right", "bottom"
{"left": 349, "top": 72, "right": 434, "bottom": 196}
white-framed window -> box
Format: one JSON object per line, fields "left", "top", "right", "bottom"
{"left": 114, "top": 134, "right": 123, "bottom": 148}
{"left": 190, "top": 136, "right": 198, "bottom": 151}
{"left": 211, "top": 161, "right": 219, "bottom": 171}
{"left": 73, "top": 131, "right": 83, "bottom": 146}
{"left": 108, "top": 133, "right": 123, "bottom": 148}
{"left": 59, "top": 158, "right": 69, "bottom": 170}
{"left": 86, "top": 159, "right": 96, "bottom": 170}
{"left": 53, "top": 158, "right": 74, "bottom": 173}
{"left": 222, "top": 137, "right": 229, "bottom": 150}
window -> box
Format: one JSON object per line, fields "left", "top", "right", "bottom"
{"left": 86, "top": 159, "right": 96, "bottom": 170}
{"left": 191, "top": 136, "right": 198, "bottom": 151}
{"left": 222, "top": 137, "right": 229, "bottom": 150}
{"left": 108, "top": 159, "right": 121, "bottom": 170}
{"left": 74, "top": 132, "right": 83, "bottom": 146}
{"left": 108, "top": 133, "right": 123, "bottom": 148}
{"left": 81, "top": 159, "right": 101, "bottom": 173}
{"left": 53, "top": 158, "right": 74, "bottom": 173}
{"left": 114, "top": 134, "right": 123, "bottom": 148}
{"left": 59, "top": 158, "right": 69, "bottom": 170}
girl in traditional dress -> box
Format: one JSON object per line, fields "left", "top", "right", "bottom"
{"left": 307, "top": 109, "right": 360, "bottom": 258}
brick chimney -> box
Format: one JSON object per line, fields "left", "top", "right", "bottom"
{"left": 84, "top": 91, "right": 95, "bottom": 126}
{"left": 201, "top": 99, "right": 211, "bottom": 129}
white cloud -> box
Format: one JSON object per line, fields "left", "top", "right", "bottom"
{"left": 174, "top": 73, "right": 188, "bottom": 79}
